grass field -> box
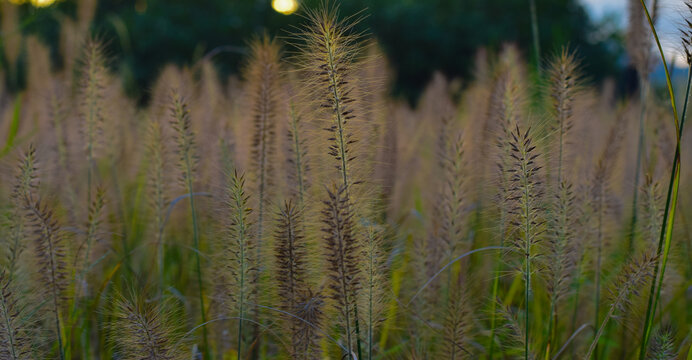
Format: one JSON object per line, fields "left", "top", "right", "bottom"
{"left": 0, "top": 1, "right": 691, "bottom": 359}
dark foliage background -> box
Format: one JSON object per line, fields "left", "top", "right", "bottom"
{"left": 2, "top": 0, "right": 623, "bottom": 103}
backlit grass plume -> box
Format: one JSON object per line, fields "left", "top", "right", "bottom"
{"left": 587, "top": 114, "right": 625, "bottom": 355}
{"left": 79, "top": 39, "right": 107, "bottom": 211}
{"left": 360, "top": 224, "right": 386, "bottom": 360}
{"left": 25, "top": 198, "right": 67, "bottom": 360}
{"left": 321, "top": 184, "right": 361, "bottom": 360}
{"left": 0, "top": 3, "right": 690, "bottom": 358}
{"left": 146, "top": 118, "right": 169, "bottom": 291}
{"left": 245, "top": 34, "right": 281, "bottom": 251}
{"left": 584, "top": 252, "right": 658, "bottom": 359}
{"left": 112, "top": 293, "right": 183, "bottom": 360}
{"left": 78, "top": 185, "right": 105, "bottom": 294}
{"left": 646, "top": 326, "right": 677, "bottom": 360}
{"left": 544, "top": 180, "right": 576, "bottom": 354}
{"left": 488, "top": 70, "right": 524, "bottom": 359}
{"left": 495, "top": 300, "right": 536, "bottom": 359}
{"left": 273, "top": 200, "right": 309, "bottom": 357}
{"left": 168, "top": 90, "right": 208, "bottom": 353}
{"left": 0, "top": 270, "right": 31, "bottom": 360}
{"left": 435, "top": 121, "right": 467, "bottom": 264}
{"left": 286, "top": 100, "right": 310, "bottom": 206}
{"left": 222, "top": 171, "right": 255, "bottom": 358}
{"left": 506, "top": 124, "right": 544, "bottom": 360}
{"left": 293, "top": 290, "right": 324, "bottom": 360}
{"left": 296, "top": 5, "right": 364, "bottom": 193}
{"left": 640, "top": 175, "right": 663, "bottom": 250}
{"left": 6, "top": 145, "right": 39, "bottom": 280}
{"left": 547, "top": 48, "right": 579, "bottom": 185}
{"left": 244, "top": 36, "right": 282, "bottom": 357}
{"left": 439, "top": 279, "right": 472, "bottom": 359}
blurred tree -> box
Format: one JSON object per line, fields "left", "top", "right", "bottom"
{"left": 2, "top": 0, "right": 623, "bottom": 103}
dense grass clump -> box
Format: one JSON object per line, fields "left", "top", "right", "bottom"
{"left": 0, "top": 2, "right": 691, "bottom": 359}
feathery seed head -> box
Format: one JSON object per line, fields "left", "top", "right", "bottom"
{"left": 112, "top": 293, "right": 183, "bottom": 360}
{"left": 169, "top": 90, "right": 198, "bottom": 190}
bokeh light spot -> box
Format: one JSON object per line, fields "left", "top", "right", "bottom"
{"left": 272, "top": 0, "right": 298, "bottom": 15}
{"left": 7, "top": 0, "right": 57, "bottom": 7}
{"left": 31, "top": 0, "right": 56, "bottom": 7}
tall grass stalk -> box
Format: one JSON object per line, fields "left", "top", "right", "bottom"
{"left": 637, "top": 0, "right": 685, "bottom": 356}
{"left": 586, "top": 253, "right": 657, "bottom": 359}
{"left": 546, "top": 50, "right": 578, "bottom": 356}
{"left": 26, "top": 199, "right": 66, "bottom": 360}
{"left": 287, "top": 101, "right": 307, "bottom": 206}
{"left": 362, "top": 225, "right": 385, "bottom": 360}
{"left": 322, "top": 185, "right": 360, "bottom": 360}
{"left": 625, "top": 0, "right": 655, "bottom": 255}
{"left": 0, "top": 271, "right": 30, "bottom": 359}
{"left": 488, "top": 72, "right": 521, "bottom": 360}
{"left": 507, "top": 125, "right": 543, "bottom": 360}
{"left": 627, "top": 80, "right": 649, "bottom": 254}
{"left": 224, "top": 171, "right": 254, "bottom": 359}
{"left": 170, "top": 91, "right": 208, "bottom": 356}
{"left": 299, "top": 7, "right": 367, "bottom": 358}
{"left": 146, "top": 119, "right": 167, "bottom": 295}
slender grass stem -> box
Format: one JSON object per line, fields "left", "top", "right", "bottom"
{"left": 367, "top": 234, "right": 375, "bottom": 360}
{"left": 570, "top": 251, "right": 585, "bottom": 354}
{"left": 28, "top": 202, "right": 66, "bottom": 360}
{"left": 323, "top": 17, "right": 361, "bottom": 359}
{"left": 185, "top": 155, "right": 209, "bottom": 357}
{"left": 637, "top": 0, "right": 684, "bottom": 355}
{"left": 289, "top": 103, "right": 305, "bottom": 206}
{"left": 594, "top": 192, "right": 603, "bottom": 360}
{"left": 522, "top": 154, "right": 532, "bottom": 360}
{"left": 238, "top": 233, "right": 246, "bottom": 359}
{"left": 627, "top": 78, "right": 648, "bottom": 254}
{"left": 487, "top": 220, "right": 506, "bottom": 359}
{"left": 0, "top": 288, "right": 19, "bottom": 360}
{"left": 584, "top": 305, "right": 616, "bottom": 360}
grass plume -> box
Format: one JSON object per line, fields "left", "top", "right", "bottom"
{"left": 168, "top": 90, "right": 208, "bottom": 354}
{"left": 506, "top": 124, "right": 544, "bottom": 360}
{"left": 360, "top": 224, "right": 386, "bottom": 360}
{"left": 6, "top": 145, "right": 39, "bottom": 280}
{"left": 321, "top": 184, "right": 360, "bottom": 360}
{"left": 547, "top": 48, "right": 579, "bottom": 185}
{"left": 223, "top": 171, "right": 255, "bottom": 358}
{"left": 286, "top": 100, "right": 309, "bottom": 206}
{"left": 488, "top": 69, "right": 524, "bottom": 359}
{"left": 25, "top": 198, "right": 67, "bottom": 360}
{"left": 646, "top": 326, "right": 676, "bottom": 360}
{"left": 246, "top": 34, "right": 281, "bottom": 253}
{"left": 0, "top": 270, "right": 31, "bottom": 360}
{"left": 146, "top": 118, "right": 168, "bottom": 292}
{"left": 112, "top": 292, "right": 183, "bottom": 360}
{"left": 79, "top": 39, "right": 106, "bottom": 213}
{"left": 293, "top": 290, "right": 324, "bottom": 360}
{"left": 544, "top": 181, "right": 576, "bottom": 354}
{"left": 274, "top": 200, "right": 309, "bottom": 357}
{"left": 584, "top": 252, "right": 658, "bottom": 359}
{"left": 587, "top": 114, "right": 625, "bottom": 357}
{"left": 297, "top": 5, "right": 364, "bottom": 193}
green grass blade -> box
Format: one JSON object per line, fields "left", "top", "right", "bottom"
{"left": 0, "top": 93, "right": 22, "bottom": 157}
{"left": 636, "top": 0, "right": 686, "bottom": 357}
